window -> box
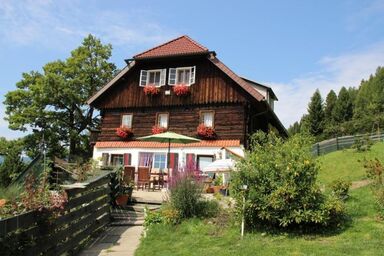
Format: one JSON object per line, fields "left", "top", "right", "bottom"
{"left": 200, "top": 111, "right": 214, "bottom": 127}
{"left": 157, "top": 113, "right": 169, "bottom": 128}
{"left": 140, "top": 69, "right": 166, "bottom": 87}
{"left": 121, "top": 114, "right": 133, "bottom": 128}
{"left": 197, "top": 155, "right": 214, "bottom": 171}
{"left": 153, "top": 153, "right": 167, "bottom": 170}
{"left": 111, "top": 154, "right": 124, "bottom": 166}
{"left": 168, "top": 66, "right": 196, "bottom": 86}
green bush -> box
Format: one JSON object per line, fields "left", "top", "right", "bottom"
{"left": 364, "top": 158, "right": 384, "bottom": 218}
{"left": 330, "top": 179, "right": 351, "bottom": 200}
{"left": 352, "top": 135, "right": 373, "bottom": 152}
{"left": 231, "top": 131, "right": 346, "bottom": 229}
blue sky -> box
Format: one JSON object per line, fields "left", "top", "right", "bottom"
{"left": 1, "top": 0, "right": 384, "bottom": 139}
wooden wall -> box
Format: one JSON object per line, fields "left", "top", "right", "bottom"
{"left": 93, "top": 56, "right": 251, "bottom": 109}
{"left": 98, "top": 104, "right": 246, "bottom": 144}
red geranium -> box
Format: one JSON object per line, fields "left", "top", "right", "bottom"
{"left": 196, "top": 123, "right": 216, "bottom": 139}
{"left": 152, "top": 125, "right": 167, "bottom": 134}
{"left": 116, "top": 126, "right": 133, "bottom": 139}
{"left": 173, "top": 84, "right": 190, "bottom": 96}
{"left": 143, "top": 84, "right": 160, "bottom": 96}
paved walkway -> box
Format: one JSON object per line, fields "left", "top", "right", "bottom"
{"left": 79, "top": 226, "right": 143, "bottom": 256}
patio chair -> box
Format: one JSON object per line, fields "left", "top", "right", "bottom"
{"left": 150, "top": 168, "right": 162, "bottom": 190}
{"left": 137, "top": 166, "right": 150, "bottom": 190}
{"left": 123, "top": 166, "right": 135, "bottom": 185}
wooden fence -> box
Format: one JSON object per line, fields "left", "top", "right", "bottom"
{"left": 0, "top": 172, "right": 112, "bottom": 256}
{"left": 312, "top": 133, "right": 384, "bottom": 156}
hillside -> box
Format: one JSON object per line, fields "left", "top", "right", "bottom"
{"left": 317, "top": 142, "right": 384, "bottom": 185}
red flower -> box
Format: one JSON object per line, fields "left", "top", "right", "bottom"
{"left": 143, "top": 84, "right": 160, "bottom": 96}
{"left": 152, "top": 125, "right": 167, "bottom": 134}
{"left": 116, "top": 126, "right": 133, "bottom": 139}
{"left": 173, "top": 84, "right": 190, "bottom": 96}
{"left": 197, "top": 124, "right": 216, "bottom": 139}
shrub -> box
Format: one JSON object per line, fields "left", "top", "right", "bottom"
{"left": 364, "top": 158, "right": 384, "bottom": 218}
{"left": 330, "top": 179, "right": 351, "bottom": 201}
{"left": 231, "top": 131, "right": 346, "bottom": 229}
{"left": 169, "top": 171, "right": 203, "bottom": 218}
{"left": 352, "top": 135, "right": 373, "bottom": 152}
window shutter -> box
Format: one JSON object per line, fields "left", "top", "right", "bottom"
{"left": 168, "top": 68, "right": 176, "bottom": 85}
{"left": 101, "top": 153, "right": 109, "bottom": 166}
{"left": 139, "top": 70, "right": 148, "bottom": 87}
{"left": 169, "top": 153, "right": 179, "bottom": 172}
{"left": 123, "top": 153, "right": 131, "bottom": 166}
{"left": 189, "top": 66, "right": 196, "bottom": 85}
{"left": 185, "top": 153, "right": 196, "bottom": 171}
{"left": 160, "top": 69, "right": 166, "bottom": 86}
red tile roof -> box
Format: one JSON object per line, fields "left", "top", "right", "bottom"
{"left": 95, "top": 140, "right": 240, "bottom": 148}
{"left": 134, "top": 35, "right": 209, "bottom": 59}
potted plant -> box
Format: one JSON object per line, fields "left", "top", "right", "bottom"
{"left": 116, "top": 126, "right": 133, "bottom": 139}
{"left": 143, "top": 84, "right": 160, "bottom": 96}
{"left": 152, "top": 125, "right": 167, "bottom": 134}
{"left": 173, "top": 84, "right": 190, "bottom": 96}
{"left": 115, "top": 182, "right": 135, "bottom": 206}
{"left": 196, "top": 123, "right": 216, "bottom": 139}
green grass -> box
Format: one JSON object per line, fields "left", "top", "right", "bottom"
{"left": 136, "top": 187, "right": 384, "bottom": 256}
{"left": 317, "top": 142, "right": 384, "bottom": 185}
{"left": 136, "top": 142, "right": 384, "bottom": 256}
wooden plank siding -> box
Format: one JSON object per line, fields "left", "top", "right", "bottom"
{"left": 98, "top": 104, "right": 247, "bottom": 144}
{"left": 93, "top": 56, "right": 254, "bottom": 109}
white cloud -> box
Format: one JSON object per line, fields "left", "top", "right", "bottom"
{"left": 270, "top": 41, "right": 384, "bottom": 128}
{"left": 0, "top": 0, "right": 176, "bottom": 50}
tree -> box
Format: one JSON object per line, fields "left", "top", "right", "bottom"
{"left": 324, "top": 90, "right": 337, "bottom": 125}
{"left": 287, "top": 121, "right": 301, "bottom": 136}
{"left": 307, "top": 89, "right": 324, "bottom": 137}
{"left": 333, "top": 87, "right": 353, "bottom": 124}
{"left": 0, "top": 138, "right": 25, "bottom": 187}
{"left": 4, "top": 35, "right": 117, "bottom": 159}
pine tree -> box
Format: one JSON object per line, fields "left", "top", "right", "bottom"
{"left": 307, "top": 89, "right": 324, "bottom": 137}
{"left": 333, "top": 87, "right": 353, "bottom": 123}
{"left": 324, "top": 90, "right": 337, "bottom": 124}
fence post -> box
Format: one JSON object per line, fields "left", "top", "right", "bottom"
{"left": 317, "top": 143, "right": 320, "bottom": 156}
{"left": 336, "top": 137, "right": 339, "bottom": 150}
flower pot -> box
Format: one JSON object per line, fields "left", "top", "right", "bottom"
{"left": 115, "top": 195, "right": 129, "bottom": 206}
{"left": 212, "top": 186, "right": 221, "bottom": 194}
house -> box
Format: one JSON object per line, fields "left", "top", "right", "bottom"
{"left": 87, "top": 35, "right": 287, "bottom": 172}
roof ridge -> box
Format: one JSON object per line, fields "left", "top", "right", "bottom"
{"left": 133, "top": 35, "right": 208, "bottom": 59}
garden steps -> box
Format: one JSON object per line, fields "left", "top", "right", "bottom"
{"left": 110, "top": 202, "right": 161, "bottom": 227}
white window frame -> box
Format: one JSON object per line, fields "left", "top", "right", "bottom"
{"left": 121, "top": 114, "right": 133, "bottom": 128}
{"left": 157, "top": 113, "right": 169, "bottom": 129}
{"left": 153, "top": 153, "right": 167, "bottom": 170}
{"left": 140, "top": 69, "right": 166, "bottom": 87}
{"left": 200, "top": 110, "right": 214, "bottom": 128}
{"left": 168, "top": 66, "right": 196, "bottom": 86}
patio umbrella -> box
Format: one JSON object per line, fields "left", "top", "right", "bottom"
{"left": 202, "top": 159, "right": 236, "bottom": 173}
{"left": 137, "top": 131, "right": 201, "bottom": 170}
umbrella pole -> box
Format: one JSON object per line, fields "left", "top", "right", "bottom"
{"left": 167, "top": 138, "right": 171, "bottom": 177}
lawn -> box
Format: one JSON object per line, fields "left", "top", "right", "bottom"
{"left": 136, "top": 142, "right": 384, "bottom": 256}
{"left": 317, "top": 142, "right": 384, "bottom": 185}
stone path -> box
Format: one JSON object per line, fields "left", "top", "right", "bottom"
{"left": 79, "top": 225, "right": 144, "bottom": 256}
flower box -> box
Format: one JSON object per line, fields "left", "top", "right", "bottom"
{"left": 143, "top": 84, "right": 160, "bottom": 96}
{"left": 196, "top": 124, "right": 216, "bottom": 139}
{"left": 173, "top": 84, "right": 190, "bottom": 96}
{"left": 152, "top": 125, "right": 167, "bottom": 134}
{"left": 116, "top": 126, "right": 133, "bottom": 139}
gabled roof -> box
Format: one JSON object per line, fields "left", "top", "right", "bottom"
{"left": 241, "top": 77, "right": 278, "bottom": 101}
{"left": 133, "top": 35, "right": 209, "bottom": 59}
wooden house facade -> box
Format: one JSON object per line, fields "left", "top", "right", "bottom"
{"left": 88, "top": 35, "right": 287, "bottom": 172}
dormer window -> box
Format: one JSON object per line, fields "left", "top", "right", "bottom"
{"left": 140, "top": 69, "right": 166, "bottom": 87}
{"left": 168, "top": 66, "right": 196, "bottom": 86}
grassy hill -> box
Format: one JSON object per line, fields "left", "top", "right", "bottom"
{"left": 137, "top": 142, "right": 384, "bottom": 256}
{"left": 317, "top": 142, "right": 384, "bottom": 185}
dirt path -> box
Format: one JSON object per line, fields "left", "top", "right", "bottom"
{"left": 351, "top": 179, "right": 371, "bottom": 189}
